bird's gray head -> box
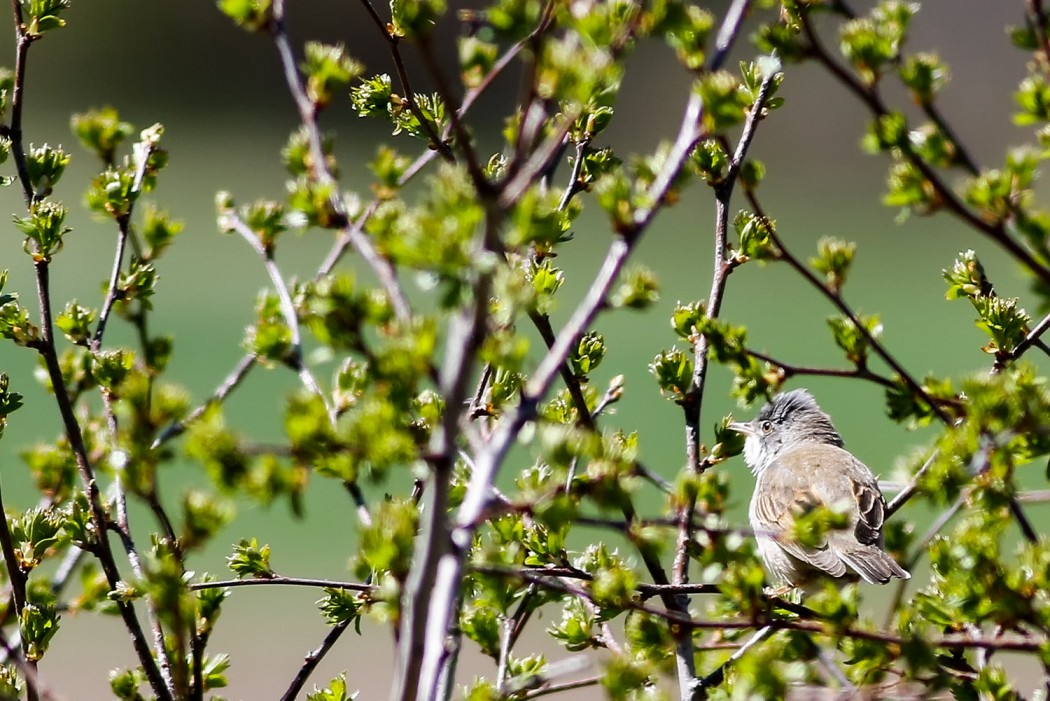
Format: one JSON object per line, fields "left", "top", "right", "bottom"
{"left": 729, "top": 389, "right": 844, "bottom": 474}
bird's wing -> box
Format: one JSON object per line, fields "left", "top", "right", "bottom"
{"left": 848, "top": 465, "right": 885, "bottom": 547}
{"left": 751, "top": 471, "right": 848, "bottom": 578}
{"left": 754, "top": 444, "right": 908, "bottom": 584}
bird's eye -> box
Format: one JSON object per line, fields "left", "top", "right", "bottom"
{"left": 760, "top": 420, "right": 773, "bottom": 434}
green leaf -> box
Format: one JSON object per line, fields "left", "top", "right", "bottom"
{"left": 610, "top": 265, "right": 659, "bottom": 310}
{"left": 458, "top": 36, "right": 498, "bottom": 89}
{"left": 899, "top": 52, "right": 948, "bottom": 105}
{"left": 226, "top": 538, "right": 274, "bottom": 579}
{"left": 390, "top": 0, "right": 447, "bottom": 37}
{"left": 302, "top": 42, "right": 363, "bottom": 109}
{"left": 317, "top": 588, "right": 363, "bottom": 626}
{"left": 568, "top": 331, "right": 606, "bottom": 381}
{"left": 21, "top": 0, "right": 70, "bottom": 35}
{"left": 216, "top": 0, "right": 272, "bottom": 31}
{"left": 14, "top": 200, "right": 71, "bottom": 261}
{"left": 307, "top": 674, "right": 357, "bottom": 701}
{"left": 71, "top": 107, "right": 134, "bottom": 165}
{"left": 355, "top": 497, "right": 417, "bottom": 581}
{"left": 695, "top": 70, "right": 751, "bottom": 133}
{"left": 648, "top": 347, "right": 693, "bottom": 401}
{"left": 839, "top": 0, "right": 917, "bottom": 85}
{"left": 827, "top": 313, "right": 881, "bottom": 366}
{"left": 810, "top": 237, "right": 857, "bottom": 293}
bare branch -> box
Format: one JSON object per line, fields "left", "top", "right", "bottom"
{"left": 279, "top": 618, "right": 354, "bottom": 701}
{"left": 189, "top": 576, "right": 375, "bottom": 592}
{"left": 152, "top": 352, "right": 255, "bottom": 448}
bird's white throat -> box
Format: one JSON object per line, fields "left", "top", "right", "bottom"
{"left": 742, "top": 435, "right": 767, "bottom": 475}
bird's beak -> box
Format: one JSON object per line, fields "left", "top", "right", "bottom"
{"left": 727, "top": 421, "right": 754, "bottom": 436}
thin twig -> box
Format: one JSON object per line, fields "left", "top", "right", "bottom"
{"left": 0, "top": 628, "right": 66, "bottom": 701}
{"left": 416, "top": 34, "right": 494, "bottom": 195}
{"left": 221, "top": 209, "right": 336, "bottom": 425}
{"left": 110, "top": 482, "right": 178, "bottom": 695}
{"left": 696, "top": 626, "right": 774, "bottom": 695}
{"left": 798, "top": 8, "right": 1050, "bottom": 290}
{"left": 483, "top": 563, "right": 1048, "bottom": 653}
{"left": 0, "top": 479, "right": 33, "bottom": 695}
{"left": 993, "top": 310, "right": 1050, "bottom": 372}
{"left": 356, "top": 0, "right": 455, "bottom": 160}
{"left": 518, "top": 675, "right": 602, "bottom": 700}
{"left": 30, "top": 265, "right": 173, "bottom": 701}
{"left": 152, "top": 352, "right": 255, "bottom": 448}
{"left": 885, "top": 450, "right": 939, "bottom": 518}
{"left": 188, "top": 576, "right": 376, "bottom": 592}
{"left": 677, "top": 41, "right": 775, "bottom": 701}
{"left": 746, "top": 348, "right": 897, "bottom": 391}
{"left": 279, "top": 618, "right": 353, "bottom": 701}
{"left": 747, "top": 191, "right": 952, "bottom": 425}
{"left": 271, "top": 0, "right": 411, "bottom": 320}
{"left": 92, "top": 133, "right": 158, "bottom": 350}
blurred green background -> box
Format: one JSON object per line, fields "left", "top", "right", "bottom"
{"left": 0, "top": 1, "right": 1048, "bottom": 698}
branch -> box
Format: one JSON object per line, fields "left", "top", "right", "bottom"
{"left": 0, "top": 479, "right": 33, "bottom": 695}
{"left": 7, "top": 11, "right": 172, "bottom": 687}
{"left": 355, "top": 0, "right": 455, "bottom": 160}
{"left": 92, "top": 134, "right": 158, "bottom": 350}
{"left": 677, "top": 43, "right": 777, "bottom": 701}
{"left": 222, "top": 208, "right": 335, "bottom": 423}
{"left": 30, "top": 250, "right": 172, "bottom": 701}
{"left": 480, "top": 563, "right": 1048, "bottom": 654}
{"left": 695, "top": 626, "right": 774, "bottom": 695}
{"left": 111, "top": 474, "right": 178, "bottom": 696}
{"left": 885, "top": 449, "right": 938, "bottom": 518}
{"left": 279, "top": 618, "right": 353, "bottom": 701}
{"left": 270, "top": 0, "right": 412, "bottom": 321}
{"left": 797, "top": 7, "right": 1050, "bottom": 290}
{"left": 416, "top": 34, "right": 492, "bottom": 194}
{"left": 152, "top": 352, "right": 255, "bottom": 448}
{"left": 393, "top": 214, "right": 500, "bottom": 701}
{"left": 188, "top": 576, "right": 376, "bottom": 593}
{"left": 7, "top": 1, "right": 33, "bottom": 208}
{"left": 405, "top": 161, "right": 639, "bottom": 701}
{"left": 746, "top": 190, "right": 952, "bottom": 425}
{"left": 992, "top": 310, "right": 1050, "bottom": 373}
{"left": 0, "top": 627, "right": 66, "bottom": 701}
{"left": 746, "top": 348, "right": 897, "bottom": 390}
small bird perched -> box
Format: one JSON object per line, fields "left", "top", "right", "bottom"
{"left": 729, "top": 389, "right": 910, "bottom": 589}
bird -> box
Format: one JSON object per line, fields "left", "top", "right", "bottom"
{"left": 728, "top": 389, "right": 910, "bottom": 589}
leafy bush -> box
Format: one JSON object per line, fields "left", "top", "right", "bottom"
{"left": 0, "top": 1, "right": 1047, "bottom": 700}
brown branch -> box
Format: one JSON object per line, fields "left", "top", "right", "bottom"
{"left": 355, "top": 0, "right": 454, "bottom": 160}
{"left": 746, "top": 190, "right": 952, "bottom": 425}
{"left": 1028, "top": 0, "right": 1050, "bottom": 76}
{"left": 270, "top": 0, "right": 412, "bottom": 321}
{"left": 746, "top": 348, "right": 897, "bottom": 390}
{"left": 519, "top": 675, "right": 602, "bottom": 700}
{"left": 416, "top": 34, "right": 493, "bottom": 196}
{"left": 31, "top": 264, "right": 173, "bottom": 701}
{"left": 993, "top": 310, "right": 1050, "bottom": 372}
{"left": 797, "top": 8, "right": 1050, "bottom": 291}
{"left": 279, "top": 618, "right": 353, "bottom": 701}
{"left": 152, "top": 352, "right": 255, "bottom": 448}
{"left": 188, "top": 575, "right": 374, "bottom": 592}
{"left": 480, "top": 564, "right": 1047, "bottom": 653}
{"left": 6, "top": 9, "right": 171, "bottom": 694}
{"left": 677, "top": 49, "right": 777, "bottom": 701}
